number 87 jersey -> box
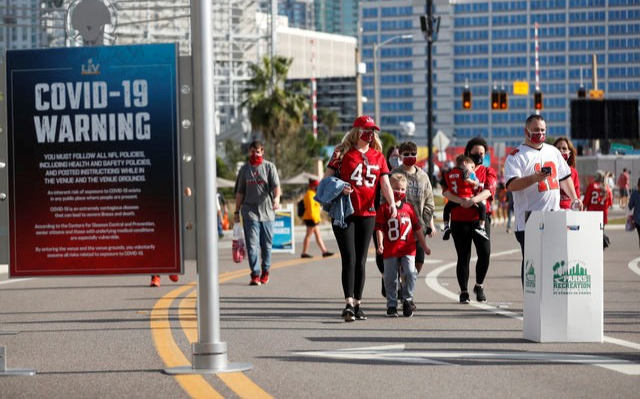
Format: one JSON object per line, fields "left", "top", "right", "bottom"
{"left": 328, "top": 147, "right": 389, "bottom": 216}
{"left": 375, "top": 202, "right": 422, "bottom": 258}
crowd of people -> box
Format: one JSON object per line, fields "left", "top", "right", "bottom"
{"left": 194, "top": 113, "right": 634, "bottom": 323}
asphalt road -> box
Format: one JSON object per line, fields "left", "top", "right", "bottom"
{"left": 1, "top": 216, "right": 639, "bottom": 398}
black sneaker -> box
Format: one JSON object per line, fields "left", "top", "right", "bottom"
{"left": 402, "top": 300, "right": 413, "bottom": 317}
{"left": 381, "top": 277, "right": 386, "bottom": 298}
{"left": 473, "top": 285, "right": 487, "bottom": 302}
{"left": 386, "top": 307, "right": 398, "bottom": 317}
{"left": 410, "top": 300, "right": 417, "bottom": 311}
{"left": 442, "top": 226, "right": 451, "bottom": 241}
{"left": 459, "top": 291, "right": 470, "bottom": 304}
{"left": 354, "top": 305, "right": 367, "bottom": 320}
{"left": 342, "top": 304, "right": 355, "bottom": 322}
{"left": 474, "top": 227, "right": 489, "bottom": 240}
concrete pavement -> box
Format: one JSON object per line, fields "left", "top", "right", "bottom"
{"left": 1, "top": 218, "right": 639, "bottom": 398}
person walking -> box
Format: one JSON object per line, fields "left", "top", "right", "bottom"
{"left": 442, "top": 137, "right": 497, "bottom": 303}
{"left": 375, "top": 173, "right": 431, "bottom": 318}
{"left": 553, "top": 137, "right": 581, "bottom": 210}
{"left": 617, "top": 168, "right": 631, "bottom": 208}
{"left": 628, "top": 177, "right": 640, "bottom": 248}
{"left": 234, "top": 139, "right": 282, "bottom": 286}
{"left": 324, "top": 115, "right": 396, "bottom": 322}
{"left": 300, "top": 179, "right": 334, "bottom": 258}
{"left": 584, "top": 170, "right": 614, "bottom": 249}
{"left": 504, "top": 114, "right": 582, "bottom": 286}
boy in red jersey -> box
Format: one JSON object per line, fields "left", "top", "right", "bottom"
{"left": 375, "top": 174, "right": 431, "bottom": 318}
{"left": 584, "top": 170, "right": 613, "bottom": 224}
{"left": 442, "top": 155, "right": 488, "bottom": 241}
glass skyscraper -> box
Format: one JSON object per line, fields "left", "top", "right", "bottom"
{"left": 360, "top": 0, "right": 640, "bottom": 147}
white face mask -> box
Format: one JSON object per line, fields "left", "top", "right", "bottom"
{"left": 388, "top": 156, "right": 401, "bottom": 168}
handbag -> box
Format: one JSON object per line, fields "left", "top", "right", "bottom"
{"left": 232, "top": 223, "right": 245, "bottom": 263}
{"left": 625, "top": 216, "right": 635, "bottom": 232}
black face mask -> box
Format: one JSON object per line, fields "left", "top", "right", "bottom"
{"left": 469, "top": 153, "right": 484, "bottom": 166}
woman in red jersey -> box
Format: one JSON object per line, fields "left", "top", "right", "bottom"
{"left": 442, "top": 137, "right": 497, "bottom": 304}
{"left": 324, "top": 115, "right": 396, "bottom": 322}
{"left": 554, "top": 137, "right": 581, "bottom": 210}
{"left": 584, "top": 170, "right": 613, "bottom": 224}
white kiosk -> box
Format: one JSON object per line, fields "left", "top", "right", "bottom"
{"left": 523, "top": 211, "right": 603, "bottom": 342}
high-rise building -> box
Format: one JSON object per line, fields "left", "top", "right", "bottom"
{"left": 360, "top": 0, "right": 640, "bottom": 148}
{"left": 315, "top": 0, "right": 359, "bottom": 37}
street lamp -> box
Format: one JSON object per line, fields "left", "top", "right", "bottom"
{"left": 373, "top": 34, "right": 413, "bottom": 125}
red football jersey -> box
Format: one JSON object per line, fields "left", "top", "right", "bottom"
{"left": 444, "top": 164, "right": 497, "bottom": 222}
{"left": 375, "top": 201, "right": 422, "bottom": 258}
{"left": 559, "top": 167, "right": 581, "bottom": 209}
{"left": 328, "top": 147, "right": 389, "bottom": 216}
{"left": 584, "top": 182, "right": 613, "bottom": 224}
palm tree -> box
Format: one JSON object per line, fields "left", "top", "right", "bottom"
{"left": 242, "top": 56, "right": 309, "bottom": 166}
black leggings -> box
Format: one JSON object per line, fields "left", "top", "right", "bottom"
{"left": 450, "top": 218, "right": 491, "bottom": 292}
{"left": 332, "top": 215, "right": 375, "bottom": 300}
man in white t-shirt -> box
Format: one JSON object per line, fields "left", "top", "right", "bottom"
{"left": 503, "top": 114, "right": 583, "bottom": 286}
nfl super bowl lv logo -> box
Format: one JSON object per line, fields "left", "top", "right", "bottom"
{"left": 552, "top": 260, "right": 591, "bottom": 295}
{"left": 524, "top": 260, "right": 536, "bottom": 293}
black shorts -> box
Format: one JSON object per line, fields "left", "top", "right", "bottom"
{"left": 303, "top": 219, "right": 319, "bottom": 227}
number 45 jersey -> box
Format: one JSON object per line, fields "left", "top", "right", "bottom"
{"left": 504, "top": 143, "right": 572, "bottom": 232}
{"left": 375, "top": 201, "right": 422, "bottom": 258}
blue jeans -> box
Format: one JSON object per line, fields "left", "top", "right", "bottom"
{"left": 243, "top": 219, "right": 274, "bottom": 276}
{"left": 383, "top": 256, "right": 417, "bottom": 308}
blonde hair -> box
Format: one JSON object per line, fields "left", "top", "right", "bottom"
{"left": 389, "top": 173, "right": 407, "bottom": 189}
{"left": 334, "top": 127, "right": 383, "bottom": 163}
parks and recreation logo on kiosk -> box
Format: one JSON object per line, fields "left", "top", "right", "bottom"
{"left": 524, "top": 260, "right": 536, "bottom": 293}
{"left": 552, "top": 259, "right": 592, "bottom": 295}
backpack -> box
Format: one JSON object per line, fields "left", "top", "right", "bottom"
{"left": 297, "top": 199, "right": 305, "bottom": 217}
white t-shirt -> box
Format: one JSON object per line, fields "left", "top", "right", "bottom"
{"left": 504, "top": 143, "right": 572, "bottom": 232}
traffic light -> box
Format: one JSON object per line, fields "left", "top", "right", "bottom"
{"left": 577, "top": 86, "right": 586, "bottom": 98}
{"left": 534, "top": 91, "right": 543, "bottom": 110}
{"left": 491, "top": 90, "right": 500, "bottom": 110}
{"left": 499, "top": 90, "right": 508, "bottom": 110}
{"left": 462, "top": 89, "right": 471, "bottom": 109}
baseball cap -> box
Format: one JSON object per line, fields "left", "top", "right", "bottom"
{"left": 352, "top": 115, "right": 380, "bottom": 131}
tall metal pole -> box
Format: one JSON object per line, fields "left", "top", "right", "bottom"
{"left": 373, "top": 42, "right": 380, "bottom": 123}
{"left": 166, "top": 0, "right": 251, "bottom": 374}
{"left": 426, "top": 0, "right": 434, "bottom": 182}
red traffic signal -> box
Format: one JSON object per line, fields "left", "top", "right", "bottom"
{"left": 499, "top": 90, "right": 508, "bottom": 110}
{"left": 491, "top": 90, "right": 499, "bottom": 109}
{"left": 462, "top": 89, "right": 471, "bottom": 109}
{"left": 534, "top": 91, "right": 543, "bottom": 110}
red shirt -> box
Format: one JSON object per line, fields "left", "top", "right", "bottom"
{"left": 559, "top": 167, "right": 580, "bottom": 209}
{"left": 584, "top": 182, "right": 613, "bottom": 224}
{"left": 444, "top": 165, "right": 497, "bottom": 222}
{"left": 375, "top": 201, "right": 422, "bottom": 258}
{"left": 328, "top": 147, "right": 389, "bottom": 216}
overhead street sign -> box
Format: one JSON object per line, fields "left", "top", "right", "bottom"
{"left": 513, "top": 81, "right": 529, "bottom": 95}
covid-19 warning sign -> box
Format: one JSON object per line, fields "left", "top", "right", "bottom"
{"left": 6, "top": 43, "right": 182, "bottom": 277}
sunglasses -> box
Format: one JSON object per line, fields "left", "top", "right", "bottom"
{"left": 402, "top": 152, "right": 417, "bottom": 157}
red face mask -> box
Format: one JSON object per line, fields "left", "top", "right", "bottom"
{"left": 360, "top": 130, "right": 375, "bottom": 142}
{"left": 561, "top": 152, "right": 570, "bottom": 161}
{"left": 249, "top": 154, "right": 263, "bottom": 166}
{"left": 402, "top": 156, "right": 417, "bottom": 167}
{"left": 527, "top": 129, "right": 546, "bottom": 144}
{"left": 393, "top": 190, "right": 406, "bottom": 202}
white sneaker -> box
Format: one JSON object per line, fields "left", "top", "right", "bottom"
{"left": 475, "top": 227, "right": 489, "bottom": 240}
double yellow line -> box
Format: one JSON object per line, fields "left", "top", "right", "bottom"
{"left": 150, "top": 256, "right": 326, "bottom": 398}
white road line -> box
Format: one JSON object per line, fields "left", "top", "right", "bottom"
{"left": 425, "top": 249, "right": 640, "bottom": 351}
{"left": 628, "top": 257, "right": 640, "bottom": 277}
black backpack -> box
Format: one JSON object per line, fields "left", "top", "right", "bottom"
{"left": 297, "top": 199, "right": 305, "bottom": 217}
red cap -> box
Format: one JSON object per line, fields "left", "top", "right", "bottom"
{"left": 352, "top": 115, "right": 380, "bottom": 131}
{"left": 309, "top": 179, "right": 319, "bottom": 187}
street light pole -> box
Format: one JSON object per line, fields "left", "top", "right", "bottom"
{"left": 420, "top": 1, "right": 439, "bottom": 183}
{"left": 373, "top": 34, "right": 413, "bottom": 124}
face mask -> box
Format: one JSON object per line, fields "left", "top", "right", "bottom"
{"left": 469, "top": 153, "right": 484, "bottom": 166}
{"left": 393, "top": 190, "right": 406, "bottom": 202}
{"left": 359, "top": 130, "right": 375, "bottom": 142}
{"left": 388, "top": 156, "right": 401, "bottom": 168}
{"left": 561, "top": 152, "right": 570, "bottom": 161}
{"left": 402, "top": 156, "right": 417, "bottom": 167}
{"left": 527, "top": 129, "right": 546, "bottom": 144}
{"left": 249, "top": 153, "right": 263, "bottom": 166}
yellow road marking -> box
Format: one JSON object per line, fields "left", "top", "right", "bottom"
{"left": 154, "top": 257, "right": 318, "bottom": 397}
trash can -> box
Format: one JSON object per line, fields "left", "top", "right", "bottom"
{"left": 523, "top": 211, "right": 603, "bottom": 342}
